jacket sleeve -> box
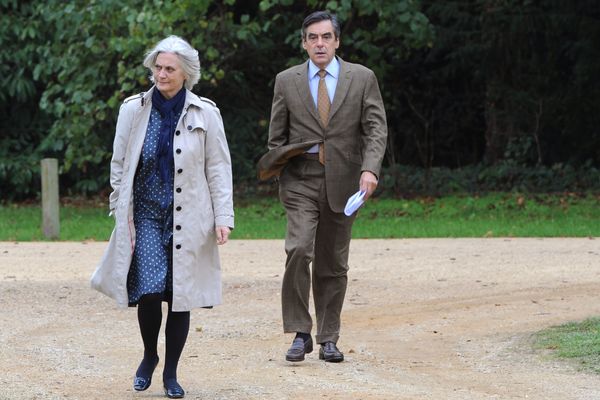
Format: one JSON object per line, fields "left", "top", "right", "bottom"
{"left": 267, "top": 74, "right": 290, "bottom": 150}
{"left": 204, "top": 107, "right": 235, "bottom": 229}
{"left": 360, "top": 70, "right": 388, "bottom": 178}
{"left": 108, "top": 101, "right": 135, "bottom": 214}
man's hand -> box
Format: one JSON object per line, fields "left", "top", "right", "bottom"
{"left": 359, "top": 171, "right": 378, "bottom": 201}
{"left": 216, "top": 226, "right": 231, "bottom": 245}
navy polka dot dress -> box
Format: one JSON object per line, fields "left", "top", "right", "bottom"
{"left": 127, "top": 108, "right": 181, "bottom": 306}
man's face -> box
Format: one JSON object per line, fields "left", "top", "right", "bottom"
{"left": 302, "top": 20, "right": 339, "bottom": 69}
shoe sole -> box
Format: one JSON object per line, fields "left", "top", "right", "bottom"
{"left": 285, "top": 355, "right": 305, "bottom": 362}
{"left": 164, "top": 387, "right": 185, "bottom": 398}
{"left": 319, "top": 352, "right": 344, "bottom": 362}
{"left": 164, "top": 391, "right": 185, "bottom": 399}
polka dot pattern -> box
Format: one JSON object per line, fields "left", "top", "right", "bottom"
{"left": 127, "top": 108, "right": 181, "bottom": 305}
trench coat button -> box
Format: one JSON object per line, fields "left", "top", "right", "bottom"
{"left": 175, "top": 130, "right": 180, "bottom": 136}
{"left": 176, "top": 225, "right": 181, "bottom": 230}
{"left": 176, "top": 148, "right": 181, "bottom": 154}
{"left": 177, "top": 168, "right": 183, "bottom": 174}
{"left": 176, "top": 188, "right": 182, "bottom": 193}
{"left": 176, "top": 244, "right": 181, "bottom": 249}
{"left": 187, "top": 125, "right": 192, "bottom": 130}
{"left": 176, "top": 206, "right": 182, "bottom": 211}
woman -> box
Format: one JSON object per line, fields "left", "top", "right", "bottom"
{"left": 91, "top": 35, "right": 234, "bottom": 399}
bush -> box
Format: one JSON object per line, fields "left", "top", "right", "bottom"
{"left": 381, "top": 162, "right": 600, "bottom": 197}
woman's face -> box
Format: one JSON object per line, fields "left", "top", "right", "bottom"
{"left": 153, "top": 52, "right": 186, "bottom": 99}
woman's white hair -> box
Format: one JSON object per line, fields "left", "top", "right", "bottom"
{"left": 143, "top": 35, "right": 200, "bottom": 90}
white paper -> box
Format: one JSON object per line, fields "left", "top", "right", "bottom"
{"left": 344, "top": 190, "right": 366, "bottom": 216}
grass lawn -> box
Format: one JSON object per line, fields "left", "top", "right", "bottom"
{"left": 533, "top": 317, "right": 600, "bottom": 374}
{"left": 0, "top": 192, "right": 598, "bottom": 241}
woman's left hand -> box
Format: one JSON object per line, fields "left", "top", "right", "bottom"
{"left": 216, "top": 226, "right": 231, "bottom": 245}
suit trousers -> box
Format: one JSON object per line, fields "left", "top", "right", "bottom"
{"left": 278, "top": 156, "right": 356, "bottom": 344}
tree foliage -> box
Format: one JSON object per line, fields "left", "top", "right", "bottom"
{"left": 0, "top": 0, "right": 598, "bottom": 200}
{"left": 397, "top": 0, "right": 600, "bottom": 169}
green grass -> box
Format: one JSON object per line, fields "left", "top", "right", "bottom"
{"left": 1, "top": 192, "right": 598, "bottom": 241}
{"left": 532, "top": 317, "right": 600, "bottom": 374}
{"left": 0, "top": 203, "right": 114, "bottom": 241}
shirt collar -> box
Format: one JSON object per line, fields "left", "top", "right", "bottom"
{"left": 308, "top": 56, "right": 339, "bottom": 79}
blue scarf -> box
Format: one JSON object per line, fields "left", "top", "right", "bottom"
{"left": 151, "top": 86, "right": 186, "bottom": 185}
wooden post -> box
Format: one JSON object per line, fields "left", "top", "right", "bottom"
{"left": 41, "top": 158, "right": 60, "bottom": 239}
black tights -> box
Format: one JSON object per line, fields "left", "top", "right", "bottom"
{"left": 136, "top": 293, "right": 190, "bottom": 382}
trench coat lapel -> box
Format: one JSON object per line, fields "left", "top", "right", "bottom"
{"left": 329, "top": 57, "right": 352, "bottom": 122}
{"left": 131, "top": 90, "right": 153, "bottom": 132}
{"left": 293, "top": 62, "right": 322, "bottom": 127}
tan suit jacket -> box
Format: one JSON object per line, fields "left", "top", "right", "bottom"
{"left": 258, "top": 57, "right": 387, "bottom": 212}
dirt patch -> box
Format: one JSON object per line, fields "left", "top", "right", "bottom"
{"left": 1, "top": 239, "right": 600, "bottom": 399}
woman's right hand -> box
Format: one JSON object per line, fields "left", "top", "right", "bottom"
{"left": 215, "top": 226, "right": 231, "bottom": 245}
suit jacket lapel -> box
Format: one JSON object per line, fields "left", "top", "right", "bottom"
{"left": 329, "top": 57, "right": 351, "bottom": 122}
{"left": 294, "top": 61, "right": 323, "bottom": 128}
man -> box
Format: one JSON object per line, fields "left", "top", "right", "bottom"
{"left": 258, "top": 11, "right": 387, "bottom": 362}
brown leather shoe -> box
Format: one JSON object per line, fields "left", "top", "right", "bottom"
{"left": 319, "top": 342, "right": 344, "bottom": 362}
{"left": 285, "top": 336, "right": 313, "bottom": 362}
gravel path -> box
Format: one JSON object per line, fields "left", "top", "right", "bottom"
{"left": 1, "top": 239, "right": 599, "bottom": 399}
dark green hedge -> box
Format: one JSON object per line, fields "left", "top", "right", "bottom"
{"left": 381, "top": 162, "right": 600, "bottom": 197}
{"left": 1, "top": 0, "right": 599, "bottom": 200}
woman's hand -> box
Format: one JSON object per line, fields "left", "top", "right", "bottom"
{"left": 216, "top": 226, "right": 231, "bottom": 245}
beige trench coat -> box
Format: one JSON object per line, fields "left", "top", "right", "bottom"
{"left": 91, "top": 87, "right": 234, "bottom": 312}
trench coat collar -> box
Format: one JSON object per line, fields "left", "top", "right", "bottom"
{"left": 142, "top": 86, "right": 205, "bottom": 110}
{"left": 140, "top": 86, "right": 207, "bottom": 132}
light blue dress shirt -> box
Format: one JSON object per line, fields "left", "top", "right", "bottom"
{"left": 308, "top": 57, "right": 339, "bottom": 107}
{"left": 306, "top": 57, "right": 339, "bottom": 153}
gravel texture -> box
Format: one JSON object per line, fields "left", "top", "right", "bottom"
{"left": 1, "top": 238, "right": 600, "bottom": 399}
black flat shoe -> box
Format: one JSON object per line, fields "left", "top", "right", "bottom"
{"left": 133, "top": 356, "right": 159, "bottom": 391}
{"left": 164, "top": 378, "right": 185, "bottom": 399}
{"left": 319, "top": 342, "right": 344, "bottom": 363}
{"left": 285, "top": 336, "right": 313, "bottom": 362}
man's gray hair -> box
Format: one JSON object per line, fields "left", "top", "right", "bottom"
{"left": 143, "top": 35, "right": 200, "bottom": 90}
